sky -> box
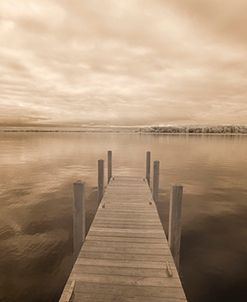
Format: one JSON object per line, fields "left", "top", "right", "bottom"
{"left": 0, "top": 0, "right": 247, "bottom": 127}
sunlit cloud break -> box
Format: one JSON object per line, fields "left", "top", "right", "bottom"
{"left": 0, "top": 0, "right": 247, "bottom": 127}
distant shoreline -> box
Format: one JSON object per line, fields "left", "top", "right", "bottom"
{"left": 1, "top": 125, "right": 247, "bottom": 135}
{"left": 141, "top": 125, "right": 247, "bottom": 135}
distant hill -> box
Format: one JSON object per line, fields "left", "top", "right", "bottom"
{"left": 140, "top": 125, "right": 247, "bottom": 134}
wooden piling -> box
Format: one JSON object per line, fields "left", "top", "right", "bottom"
{"left": 60, "top": 176, "right": 188, "bottom": 302}
{"left": 73, "top": 181, "right": 85, "bottom": 258}
{"left": 98, "top": 159, "right": 104, "bottom": 203}
{"left": 146, "top": 151, "right": 151, "bottom": 186}
{"left": 107, "top": 150, "right": 112, "bottom": 183}
{"left": 152, "top": 160, "right": 160, "bottom": 203}
{"left": 168, "top": 184, "right": 183, "bottom": 270}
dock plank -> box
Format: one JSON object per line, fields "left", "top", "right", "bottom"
{"left": 59, "top": 176, "right": 187, "bottom": 302}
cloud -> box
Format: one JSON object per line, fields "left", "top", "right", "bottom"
{"left": 169, "top": 0, "right": 247, "bottom": 43}
{"left": 0, "top": 0, "right": 247, "bottom": 126}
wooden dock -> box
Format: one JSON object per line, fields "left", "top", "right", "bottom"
{"left": 59, "top": 168, "right": 187, "bottom": 301}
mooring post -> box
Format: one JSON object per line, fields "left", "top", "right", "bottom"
{"left": 73, "top": 180, "right": 85, "bottom": 258}
{"left": 168, "top": 184, "right": 183, "bottom": 270}
{"left": 146, "top": 151, "right": 151, "bottom": 186}
{"left": 153, "top": 160, "right": 160, "bottom": 203}
{"left": 98, "top": 159, "right": 104, "bottom": 203}
{"left": 107, "top": 150, "right": 112, "bottom": 183}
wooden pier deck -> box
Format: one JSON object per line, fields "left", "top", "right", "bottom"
{"left": 59, "top": 175, "right": 187, "bottom": 302}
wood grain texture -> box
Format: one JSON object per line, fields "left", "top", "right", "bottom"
{"left": 59, "top": 176, "right": 187, "bottom": 302}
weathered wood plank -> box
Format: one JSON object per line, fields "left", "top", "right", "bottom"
{"left": 94, "top": 218, "right": 161, "bottom": 224}
{"left": 86, "top": 235, "right": 164, "bottom": 244}
{"left": 80, "top": 245, "right": 169, "bottom": 255}
{"left": 70, "top": 272, "right": 181, "bottom": 287}
{"left": 90, "top": 227, "right": 164, "bottom": 234}
{"left": 74, "top": 294, "right": 186, "bottom": 302}
{"left": 82, "top": 240, "right": 167, "bottom": 249}
{"left": 88, "top": 231, "right": 166, "bottom": 239}
{"left": 92, "top": 223, "right": 162, "bottom": 230}
{"left": 75, "top": 258, "right": 176, "bottom": 270}
{"left": 75, "top": 282, "right": 187, "bottom": 299}
{"left": 79, "top": 251, "right": 172, "bottom": 261}
{"left": 59, "top": 176, "right": 187, "bottom": 302}
{"left": 72, "top": 265, "right": 179, "bottom": 279}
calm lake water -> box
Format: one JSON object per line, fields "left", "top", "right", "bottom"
{"left": 0, "top": 132, "right": 247, "bottom": 302}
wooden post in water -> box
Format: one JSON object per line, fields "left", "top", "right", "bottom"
{"left": 146, "top": 151, "right": 151, "bottom": 186}
{"left": 73, "top": 180, "right": 85, "bottom": 258}
{"left": 153, "top": 160, "right": 160, "bottom": 203}
{"left": 107, "top": 150, "right": 112, "bottom": 183}
{"left": 98, "top": 159, "right": 104, "bottom": 203}
{"left": 168, "top": 184, "right": 183, "bottom": 270}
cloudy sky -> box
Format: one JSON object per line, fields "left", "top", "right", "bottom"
{"left": 0, "top": 0, "right": 247, "bottom": 127}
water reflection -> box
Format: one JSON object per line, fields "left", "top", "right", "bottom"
{"left": 0, "top": 132, "right": 247, "bottom": 301}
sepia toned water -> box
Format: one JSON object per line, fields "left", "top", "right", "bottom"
{"left": 0, "top": 132, "right": 247, "bottom": 302}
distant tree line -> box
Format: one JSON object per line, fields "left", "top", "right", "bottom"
{"left": 141, "top": 125, "right": 247, "bottom": 134}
